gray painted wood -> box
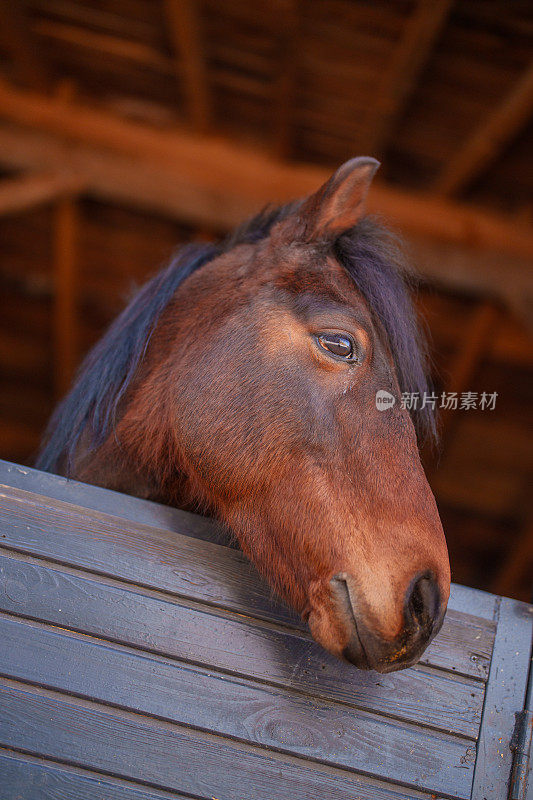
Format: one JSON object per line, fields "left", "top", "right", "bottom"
{"left": 0, "top": 458, "right": 532, "bottom": 799}
{"left": 0, "top": 615, "right": 474, "bottom": 797}
{"left": 0, "top": 551, "right": 485, "bottom": 737}
{"left": 0, "top": 482, "right": 495, "bottom": 681}
{"left": 0, "top": 750, "right": 193, "bottom": 800}
{"left": 472, "top": 597, "right": 533, "bottom": 800}
{"left": 0, "top": 680, "right": 438, "bottom": 800}
{"left": 0, "top": 459, "right": 229, "bottom": 546}
{"left": 0, "top": 481, "right": 300, "bottom": 630}
{"left": 0, "top": 459, "right": 506, "bottom": 619}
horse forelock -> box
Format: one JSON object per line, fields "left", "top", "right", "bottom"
{"left": 335, "top": 219, "right": 435, "bottom": 444}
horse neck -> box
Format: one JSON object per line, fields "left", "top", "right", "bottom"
{"left": 71, "top": 375, "right": 205, "bottom": 512}
{"left": 70, "top": 428, "right": 157, "bottom": 500}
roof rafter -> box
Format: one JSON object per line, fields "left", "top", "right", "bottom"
{"left": 0, "top": 78, "right": 530, "bottom": 253}
{"left": 0, "top": 128, "right": 531, "bottom": 323}
{"left": 0, "top": 0, "right": 50, "bottom": 91}
{"left": 359, "top": 0, "right": 454, "bottom": 155}
{"left": 0, "top": 79, "right": 531, "bottom": 321}
{"left": 274, "top": 0, "right": 300, "bottom": 158}
{"left": 163, "top": 0, "right": 211, "bottom": 131}
{"left": 52, "top": 196, "right": 79, "bottom": 398}
{"left": 0, "top": 171, "right": 83, "bottom": 217}
{"left": 435, "top": 60, "right": 533, "bottom": 196}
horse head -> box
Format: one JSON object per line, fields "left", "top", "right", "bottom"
{"left": 38, "top": 158, "right": 450, "bottom": 672}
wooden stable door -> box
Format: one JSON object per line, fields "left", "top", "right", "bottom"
{"left": 0, "top": 459, "right": 531, "bottom": 800}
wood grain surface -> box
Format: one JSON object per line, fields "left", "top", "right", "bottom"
{"left": 0, "top": 459, "right": 531, "bottom": 800}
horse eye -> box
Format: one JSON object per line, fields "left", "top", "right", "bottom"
{"left": 317, "top": 333, "right": 355, "bottom": 360}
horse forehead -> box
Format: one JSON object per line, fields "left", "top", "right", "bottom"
{"left": 207, "top": 240, "right": 370, "bottom": 322}
{"left": 267, "top": 258, "right": 373, "bottom": 327}
{"left": 270, "top": 250, "right": 360, "bottom": 297}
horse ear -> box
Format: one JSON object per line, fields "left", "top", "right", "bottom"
{"left": 299, "top": 157, "right": 380, "bottom": 241}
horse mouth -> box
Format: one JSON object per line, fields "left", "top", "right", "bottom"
{"left": 326, "top": 572, "right": 446, "bottom": 673}
{"left": 330, "top": 575, "right": 372, "bottom": 670}
{"left": 342, "top": 632, "right": 371, "bottom": 669}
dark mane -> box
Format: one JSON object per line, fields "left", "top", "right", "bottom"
{"left": 36, "top": 205, "right": 434, "bottom": 473}
{"left": 36, "top": 242, "right": 218, "bottom": 473}
{"left": 335, "top": 218, "right": 435, "bottom": 443}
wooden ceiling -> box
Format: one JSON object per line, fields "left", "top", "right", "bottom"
{"left": 0, "top": 0, "right": 532, "bottom": 210}
{"left": 0, "top": 0, "right": 533, "bottom": 209}
{"left": 0, "top": 0, "right": 532, "bottom": 321}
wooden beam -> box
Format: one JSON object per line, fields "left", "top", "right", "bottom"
{"left": 0, "top": 80, "right": 532, "bottom": 321}
{"left": 163, "top": 0, "right": 210, "bottom": 131}
{"left": 414, "top": 293, "right": 533, "bottom": 368}
{"left": 435, "top": 60, "right": 533, "bottom": 196}
{"left": 424, "top": 300, "right": 500, "bottom": 474}
{"left": 360, "top": 0, "right": 453, "bottom": 155}
{"left": 407, "top": 238, "right": 532, "bottom": 329}
{"left": 2, "top": 127, "right": 531, "bottom": 329}
{"left": 274, "top": 0, "right": 300, "bottom": 158}
{"left": 51, "top": 75, "right": 79, "bottom": 397}
{"left": 437, "top": 300, "right": 500, "bottom": 440}
{"left": 0, "top": 172, "right": 82, "bottom": 217}
{"left": 0, "top": 0, "right": 49, "bottom": 90}
{"left": 0, "top": 81, "right": 532, "bottom": 258}
{"left": 52, "top": 197, "right": 78, "bottom": 398}
{"left": 32, "top": 19, "right": 174, "bottom": 74}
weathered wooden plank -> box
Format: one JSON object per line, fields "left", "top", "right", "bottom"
{"left": 419, "top": 607, "right": 493, "bottom": 681}
{"left": 0, "top": 481, "right": 495, "bottom": 680}
{"left": 0, "top": 679, "right": 443, "bottom": 800}
{"left": 448, "top": 581, "right": 497, "bottom": 621}
{"left": 471, "top": 597, "right": 533, "bottom": 800}
{"left": 0, "top": 482, "right": 295, "bottom": 627}
{"left": 1, "top": 83, "right": 533, "bottom": 265}
{"left": 0, "top": 749, "right": 191, "bottom": 800}
{"left": 0, "top": 553, "right": 484, "bottom": 737}
{"left": 0, "top": 614, "right": 475, "bottom": 797}
{"left": 0, "top": 459, "right": 228, "bottom": 545}
{"left": 0, "top": 459, "right": 498, "bottom": 618}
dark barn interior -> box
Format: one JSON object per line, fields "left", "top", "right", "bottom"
{"left": 0, "top": 0, "right": 532, "bottom": 601}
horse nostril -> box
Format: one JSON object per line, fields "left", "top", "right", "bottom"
{"left": 323, "top": 572, "right": 443, "bottom": 672}
{"left": 405, "top": 574, "right": 440, "bottom": 631}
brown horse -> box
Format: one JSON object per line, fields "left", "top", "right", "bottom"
{"left": 37, "top": 157, "right": 450, "bottom": 673}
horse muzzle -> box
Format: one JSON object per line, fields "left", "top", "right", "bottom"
{"left": 310, "top": 571, "right": 445, "bottom": 673}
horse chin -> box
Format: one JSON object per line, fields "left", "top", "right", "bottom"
{"left": 305, "top": 596, "right": 369, "bottom": 670}
{"left": 307, "top": 610, "right": 372, "bottom": 671}
{"left": 341, "top": 627, "right": 371, "bottom": 670}
{"left": 307, "top": 606, "right": 433, "bottom": 674}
